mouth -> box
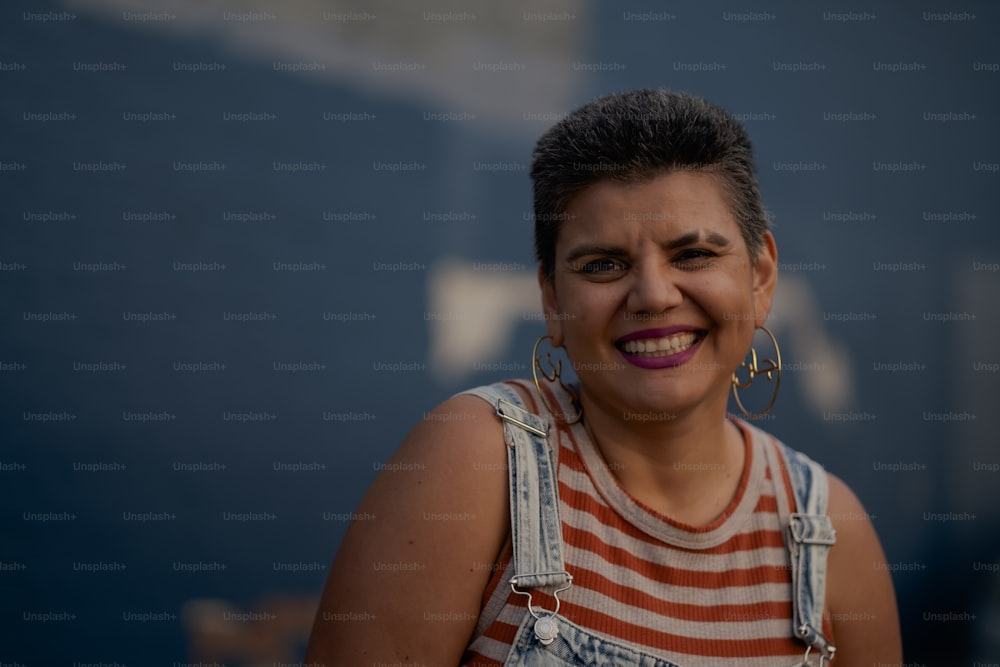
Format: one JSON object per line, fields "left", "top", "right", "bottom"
{"left": 616, "top": 331, "right": 700, "bottom": 357}
{"left": 614, "top": 327, "right": 706, "bottom": 368}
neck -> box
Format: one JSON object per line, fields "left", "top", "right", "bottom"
{"left": 577, "top": 391, "right": 746, "bottom": 525}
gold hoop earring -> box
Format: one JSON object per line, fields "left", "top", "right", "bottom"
{"left": 731, "top": 326, "right": 782, "bottom": 419}
{"left": 532, "top": 335, "right": 583, "bottom": 425}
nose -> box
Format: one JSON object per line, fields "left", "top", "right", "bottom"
{"left": 625, "top": 259, "right": 684, "bottom": 316}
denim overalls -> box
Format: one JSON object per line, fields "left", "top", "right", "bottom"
{"left": 463, "top": 382, "right": 837, "bottom": 667}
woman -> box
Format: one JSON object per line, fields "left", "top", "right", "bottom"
{"left": 305, "top": 90, "right": 902, "bottom": 666}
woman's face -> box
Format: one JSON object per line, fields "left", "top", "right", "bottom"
{"left": 540, "top": 170, "right": 778, "bottom": 422}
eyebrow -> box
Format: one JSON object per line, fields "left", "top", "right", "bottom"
{"left": 664, "top": 231, "right": 732, "bottom": 250}
{"left": 563, "top": 231, "right": 732, "bottom": 264}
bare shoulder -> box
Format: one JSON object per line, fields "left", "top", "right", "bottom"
{"left": 305, "top": 391, "right": 511, "bottom": 666}
{"left": 824, "top": 472, "right": 903, "bottom": 665}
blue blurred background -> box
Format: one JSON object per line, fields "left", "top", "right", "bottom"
{"left": 2, "top": 1, "right": 999, "bottom": 664}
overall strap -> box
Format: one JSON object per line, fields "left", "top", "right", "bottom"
{"left": 776, "top": 441, "right": 838, "bottom": 664}
{"left": 460, "top": 383, "right": 572, "bottom": 593}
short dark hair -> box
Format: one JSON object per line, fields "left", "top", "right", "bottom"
{"left": 531, "top": 89, "right": 769, "bottom": 281}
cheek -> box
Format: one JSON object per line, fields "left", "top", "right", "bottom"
{"left": 696, "top": 266, "right": 756, "bottom": 318}
{"left": 559, "top": 290, "right": 625, "bottom": 359}
{"left": 708, "top": 283, "right": 759, "bottom": 362}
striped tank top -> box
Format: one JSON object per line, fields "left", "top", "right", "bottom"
{"left": 461, "top": 379, "right": 834, "bottom": 666}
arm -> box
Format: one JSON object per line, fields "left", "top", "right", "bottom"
{"left": 824, "top": 473, "right": 903, "bottom": 666}
{"left": 304, "top": 394, "right": 510, "bottom": 666}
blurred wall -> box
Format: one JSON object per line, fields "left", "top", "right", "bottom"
{"left": 2, "top": 1, "right": 999, "bottom": 664}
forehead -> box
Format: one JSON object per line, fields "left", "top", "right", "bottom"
{"left": 562, "top": 170, "right": 734, "bottom": 235}
{"left": 557, "top": 171, "right": 741, "bottom": 249}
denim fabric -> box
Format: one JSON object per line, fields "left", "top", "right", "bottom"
{"left": 489, "top": 385, "right": 572, "bottom": 592}
{"left": 505, "top": 612, "right": 684, "bottom": 667}
{"left": 462, "top": 382, "right": 836, "bottom": 666}
{"left": 782, "top": 443, "right": 838, "bottom": 662}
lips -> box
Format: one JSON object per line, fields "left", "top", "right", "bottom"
{"left": 614, "top": 326, "right": 705, "bottom": 369}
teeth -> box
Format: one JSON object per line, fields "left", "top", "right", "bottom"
{"left": 621, "top": 332, "right": 697, "bottom": 357}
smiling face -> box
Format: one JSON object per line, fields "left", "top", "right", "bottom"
{"left": 540, "top": 170, "right": 778, "bottom": 423}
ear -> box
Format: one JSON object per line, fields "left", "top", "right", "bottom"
{"left": 752, "top": 231, "right": 779, "bottom": 329}
{"left": 538, "top": 266, "right": 565, "bottom": 347}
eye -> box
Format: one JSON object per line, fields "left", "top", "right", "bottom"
{"left": 672, "top": 248, "right": 718, "bottom": 270}
{"left": 578, "top": 258, "right": 628, "bottom": 274}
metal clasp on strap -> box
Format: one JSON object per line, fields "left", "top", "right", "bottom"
{"left": 510, "top": 571, "right": 573, "bottom": 646}
{"left": 495, "top": 398, "right": 548, "bottom": 438}
{"left": 800, "top": 642, "right": 837, "bottom": 666}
